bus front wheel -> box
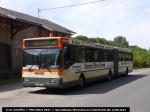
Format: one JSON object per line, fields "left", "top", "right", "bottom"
{"left": 125, "top": 68, "right": 128, "bottom": 76}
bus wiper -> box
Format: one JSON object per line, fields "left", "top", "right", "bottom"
{"left": 44, "top": 61, "right": 51, "bottom": 72}
{"left": 29, "top": 65, "right": 34, "bottom": 71}
{"left": 44, "top": 62, "right": 50, "bottom": 69}
{"left": 38, "top": 50, "right": 42, "bottom": 69}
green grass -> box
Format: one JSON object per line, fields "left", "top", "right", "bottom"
{"left": 0, "top": 78, "right": 20, "bottom": 86}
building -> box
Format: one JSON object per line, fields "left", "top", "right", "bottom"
{"left": 0, "top": 7, "right": 75, "bottom": 78}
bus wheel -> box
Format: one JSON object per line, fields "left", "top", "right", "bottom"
{"left": 125, "top": 68, "right": 128, "bottom": 76}
{"left": 107, "top": 71, "right": 112, "bottom": 81}
{"left": 78, "top": 75, "right": 85, "bottom": 89}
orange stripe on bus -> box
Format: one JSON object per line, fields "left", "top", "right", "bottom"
{"left": 22, "top": 69, "right": 64, "bottom": 73}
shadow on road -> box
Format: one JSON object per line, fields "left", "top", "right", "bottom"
{"left": 0, "top": 83, "right": 22, "bottom": 93}
{"left": 29, "top": 74, "right": 148, "bottom": 95}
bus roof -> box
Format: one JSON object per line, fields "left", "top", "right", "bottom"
{"left": 69, "top": 38, "right": 132, "bottom": 52}
{"left": 113, "top": 47, "right": 132, "bottom": 52}
{"left": 69, "top": 38, "right": 113, "bottom": 50}
{"left": 23, "top": 37, "right": 132, "bottom": 52}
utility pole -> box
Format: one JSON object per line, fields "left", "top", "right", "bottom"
{"left": 38, "top": 8, "right": 40, "bottom": 18}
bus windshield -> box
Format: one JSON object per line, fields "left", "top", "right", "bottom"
{"left": 23, "top": 48, "right": 61, "bottom": 69}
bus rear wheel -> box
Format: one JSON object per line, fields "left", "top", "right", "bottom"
{"left": 107, "top": 71, "right": 112, "bottom": 81}
{"left": 77, "top": 75, "right": 85, "bottom": 89}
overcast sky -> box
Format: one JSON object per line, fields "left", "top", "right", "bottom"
{"left": 0, "top": 0, "right": 150, "bottom": 49}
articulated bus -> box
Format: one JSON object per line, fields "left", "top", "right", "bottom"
{"left": 22, "top": 35, "right": 133, "bottom": 88}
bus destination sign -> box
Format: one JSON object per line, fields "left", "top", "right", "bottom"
{"left": 25, "top": 39, "right": 58, "bottom": 48}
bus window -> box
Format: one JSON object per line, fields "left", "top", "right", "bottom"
{"left": 64, "top": 45, "right": 85, "bottom": 68}
{"left": 74, "top": 46, "right": 85, "bottom": 63}
{"left": 94, "top": 50, "right": 99, "bottom": 62}
{"left": 64, "top": 45, "right": 75, "bottom": 68}
{"left": 106, "top": 50, "right": 113, "bottom": 61}
{"left": 104, "top": 49, "right": 112, "bottom": 62}
{"left": 128, "top": 52, "right": 132, "bottom": 61}
{"left": 98, "top": 49, "right": 104, "bottom": 62}
{"left": 85, "top": 48, "right": 95, "bottom": 62}
{"left": 118, "top": 52, "right": 121, "bottom": 61}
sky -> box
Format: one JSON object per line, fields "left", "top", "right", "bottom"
{"left": 0, "top": 0, "right": 150, "bottom": 49}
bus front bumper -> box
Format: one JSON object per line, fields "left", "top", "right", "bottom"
{"left": 22, "top": 77, "right": 77, "bottom": 88}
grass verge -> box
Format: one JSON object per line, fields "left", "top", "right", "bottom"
{"left": 0, "top": 78, "right": 21, "bottom": 86}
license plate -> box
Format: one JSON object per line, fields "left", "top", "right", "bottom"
{"left": 34, "top": 72, "right": 44, "bottom": 75}
{"left": 35, "top": 83, "right": 44, "bottom": 86}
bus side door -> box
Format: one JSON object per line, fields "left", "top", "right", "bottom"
{"left": 113, "top": 49, "right": 118, "bottom": 77}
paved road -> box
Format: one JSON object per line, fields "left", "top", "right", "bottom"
{"left": 0, "top": 68, "right": 150, "bottom": 112}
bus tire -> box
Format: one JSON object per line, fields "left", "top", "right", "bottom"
{"left": 77, "top": 75, "right": 85, "bottom": 89}
{"left": 125, "top": 68, "right": 128, "bottom": 76}
{"left": 107, "top": 70, "right": 112, "bottom": 81}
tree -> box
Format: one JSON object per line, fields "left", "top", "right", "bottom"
{"left": 88, "top": 38, "right": 97, "bottom": 43}
{"left": 107, "top": 40, "right": 114, "bottom": 46}
{"left": 96, "top": 38, "right": 108, "bottom": 44}
{"left": 114, "top": 36, "right": 129, "bottom": 47}
{"left": 131, "top": 45, "right": 150, "bottom": 68}
{"left": 88, "top": 37, "right": 109, "bottom": 44}
{"left": 74, "top": 35, "right": 88, "bottom": 41}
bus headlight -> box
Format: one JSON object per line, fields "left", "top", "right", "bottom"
{"left": 23, "top": 77, "right": 30, "bottom": 82}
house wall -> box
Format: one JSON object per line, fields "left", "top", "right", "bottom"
{"left": 13, "top": 26, "right": 50, "bottom": 72}
{"left": 0, "top": 22, "right": 12, "bottom": 74}
{"left": 0, "top": 22, "right": 12, "bottom": 45}
{"left": 0, "top": 21, "right": 50, "bottom": 73}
